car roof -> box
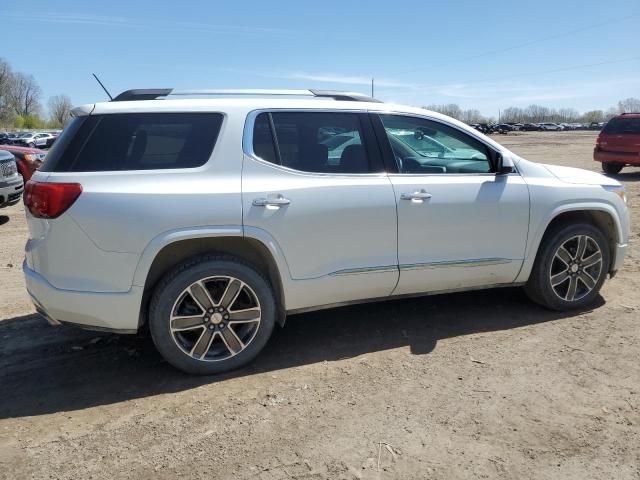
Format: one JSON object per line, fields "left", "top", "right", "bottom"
{"left": 1, "top": 145, "right": 45, "bottom": 154}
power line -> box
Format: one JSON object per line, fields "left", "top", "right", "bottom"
{"left": 448, "top": 56, "right": 640, "bottom": 86}
{"left": 396, "top": 13, "right": 639, "bottom": 76}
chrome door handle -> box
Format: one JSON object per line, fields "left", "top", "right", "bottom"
{"left": 252, "top": 194, "right": 291, "bottom": 207}
{"left": 400, "top": 189, "right": 432, "bottom": 201}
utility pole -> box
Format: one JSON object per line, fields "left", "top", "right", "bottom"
{"left": 371, "top": 78, "right": 374, "bottom": 98}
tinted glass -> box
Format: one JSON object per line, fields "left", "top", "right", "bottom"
{"left": 254, "top": 112, "right": 372, "bottom": 174}
{"left": 252, "top": 113, "right": 277, "bottom": 165}
{"left": 379, "top": 115, "right": 492, "bottom": 174}
{"left": 41, "top": 113, "right": 223, "bottom": 172}
{"left": 603, "top": 117, "right": 640, "bottom": 135}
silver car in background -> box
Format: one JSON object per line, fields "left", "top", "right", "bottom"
{"left": 0, "top": 150, "right": 23, "bottom": 208}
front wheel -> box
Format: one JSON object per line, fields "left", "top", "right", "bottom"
{"left": 149, "top": 255, "right": 276, "bottom": 375}
{"left": 525, "top": 223, "right": 610, "bottom": 311}
{"left": 602, "top": 162, "right": 623, "bottom": 175}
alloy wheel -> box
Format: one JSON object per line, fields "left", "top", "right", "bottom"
{"left": 169, "top": 276, "right": 261, "bottom": 361}
{"left": 549, "top": 235, "right": 603, "bottom": 302}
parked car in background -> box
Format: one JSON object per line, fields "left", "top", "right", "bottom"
{"left": 0, "top": 133, "right": 10, "bottom": 144}
{"left": 23, "top": 88, "right": 629, "bottom": 374}
{"left": 539, "top": 123, "right": 563, "bottom": 131}
{"left": 45, "top": 132, "right": 59, "bottom": 148}
{"left": 0, "top": 150, "right": 24, "bottom": 208}
{"left": 594, "top": 113, "right": 640, "bottom": 174}
{"left": 589, "top": 122, "right": 604, "bottom": 130}
{"left": 521, "top": 123, "right": 542, "bottom": 131}
{"left": 16, "top": 132, "right": 55, "bottom": 148}
{"left": 0, "top": 145, "right": 46, "bottom": 184}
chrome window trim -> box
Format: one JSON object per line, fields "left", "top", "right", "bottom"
{"left": 372, "top": 110, "right": 521, "bottom": 176}
{"left": 242, "top": 108, "right": 388, "bottom": 178}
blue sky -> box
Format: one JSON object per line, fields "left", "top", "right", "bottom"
{"left": 2, "top": 0, "right": 639, "bottom": 117}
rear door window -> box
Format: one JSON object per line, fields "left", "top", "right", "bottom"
{"left": 251, "top": 111, "right": 381, "bottom": 174}
{"left": 41, "top": 113, "right": 223, "bottom": 172}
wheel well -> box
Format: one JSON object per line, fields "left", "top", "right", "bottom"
{"left": 140, "top": 237, "right": 286, "bottom": 328}
{"left": 542, "top": 210, "right": 618, "bottom": 270}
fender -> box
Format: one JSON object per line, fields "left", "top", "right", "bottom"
{"left": 515, "top": 200, "right": 624, "bottom": 283}
{"left": 132, "top": 226, "right": 243, "bottom": 287}
{"left": 132, "top": 225, "right": 295, "bottom": 308}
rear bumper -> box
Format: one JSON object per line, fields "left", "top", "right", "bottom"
{"left": 594, "top": 149, "right": 640, "bottom": 165}
{"left": 23, "top": 261, "right": 143, "bottom": 333}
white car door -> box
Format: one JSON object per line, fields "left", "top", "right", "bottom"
{"left": 373, "top": 113, "right": 530, "bottom": 296}
{"left": 242, "top": 110, "right": 399, "bottom": 310}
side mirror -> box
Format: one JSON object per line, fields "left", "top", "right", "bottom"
{"left": 496, "top": 153, "right": 515, "bottom": 175}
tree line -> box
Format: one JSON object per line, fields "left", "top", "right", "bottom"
{"left": 424, "top": 98, "right": 640, "bottom": 125}
{"left": 0, "top": 58, "right": 72, "bottom": 130}
{"left": 2, "top": 55, "right": 639, "bottom": 130}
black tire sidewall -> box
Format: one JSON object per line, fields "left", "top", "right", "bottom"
{"left": 149, "top": 258, "right": 276, "bottom": 375}
{"left": 527, "top": 223, "right": 610, "bottom": 311}
{"left": 602, "top": 163, "right": 623, "bottom": 175}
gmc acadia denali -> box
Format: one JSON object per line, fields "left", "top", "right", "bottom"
{"left": 23, "top": 89, "right": 630, "bottom": 374}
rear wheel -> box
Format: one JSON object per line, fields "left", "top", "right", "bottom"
{"left": 149, "top": 255, "right": 276, "bottom": 375}
{"left": 525, "top": 223, "right": 610, "bottom": 311}
{"left": 602, "top": 162, "right": 623, "bottom": 175}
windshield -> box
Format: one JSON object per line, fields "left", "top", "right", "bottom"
{"left": 388, "top": 129, "right": 452, "bottom": 157}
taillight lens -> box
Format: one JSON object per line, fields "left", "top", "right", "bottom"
{"left": 24, "top": 181, "right": 82, "bottom": 219}
{"left": 23, "top": 154, "right": 43, "bottom": 173}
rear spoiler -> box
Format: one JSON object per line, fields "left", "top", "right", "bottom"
{"left": 71, "top": 104, "right": 95, "bottom": 117}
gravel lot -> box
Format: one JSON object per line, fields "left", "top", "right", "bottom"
{"left": 0, "top": 131, "right": 638, "bottom": 480}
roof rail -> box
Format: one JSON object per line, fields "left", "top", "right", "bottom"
{"left": 111, "top": 88, "right": 381, "bottom": 103}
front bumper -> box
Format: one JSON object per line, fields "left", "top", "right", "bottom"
{"left": 23, "top": 261, "right": 143, "bottom": 334}
{"left": 0, "top": 175, "right": 23, "bottom": 207}
{"left": 612, "top": 242, "right": 628, "bottom": 273}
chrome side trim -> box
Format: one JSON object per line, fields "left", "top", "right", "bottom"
{"left": 286, "top": 282, "right": 526, "bottom": 315}
{"left": 400, "top": 258, "right": 512, "bottom": 271}
{"left": 329, "top": 265, "right": 398, "bottom": 276}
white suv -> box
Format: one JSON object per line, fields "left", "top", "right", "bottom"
{"left": 23, "top": 89, "right": 630, "bottom": 374}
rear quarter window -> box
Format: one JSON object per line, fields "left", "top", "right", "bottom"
{"left": 41, "top": 113, "right": 223, "bottom": 172}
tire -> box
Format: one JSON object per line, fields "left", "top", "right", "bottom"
{"left": 149, "top": 255, "right": 277, "bottom": 375}
{"left": 525, "top": 223, "right": 610, "bottom": 311}
{"left": 28, "top": 142, "right": 35, "bottom": 147}
{"left": 602, "top": 163, "right": 623, "bottom": 175}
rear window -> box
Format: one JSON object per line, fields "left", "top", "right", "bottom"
{"left": 41, "top": 113, "right": 223, "bottom": 172}
{"left": 602, "top": 117, "right": 640, "bottom": 135}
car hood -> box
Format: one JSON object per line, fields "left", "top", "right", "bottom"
{"left": 543, "top": 164, "right": 621, "bottom": 186}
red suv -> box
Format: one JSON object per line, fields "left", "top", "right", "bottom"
{"left": 594, "top": 113, "right": 640, "bottom": 174}
{"left": 0, "top": 145, "right": 46, "bottom": 183}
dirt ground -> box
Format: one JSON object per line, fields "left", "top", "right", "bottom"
{"left": 0, "top": 131, "right": 638, "bottom": 480}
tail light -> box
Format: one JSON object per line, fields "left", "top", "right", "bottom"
{"left": 595, "top": 134, "right": 603, "bottom": 151}
{"left": 24, "top": 181, "right": 82, "bottom": 219}
{"left": 23, "top": 154, "right": 44, "bottom": 173}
